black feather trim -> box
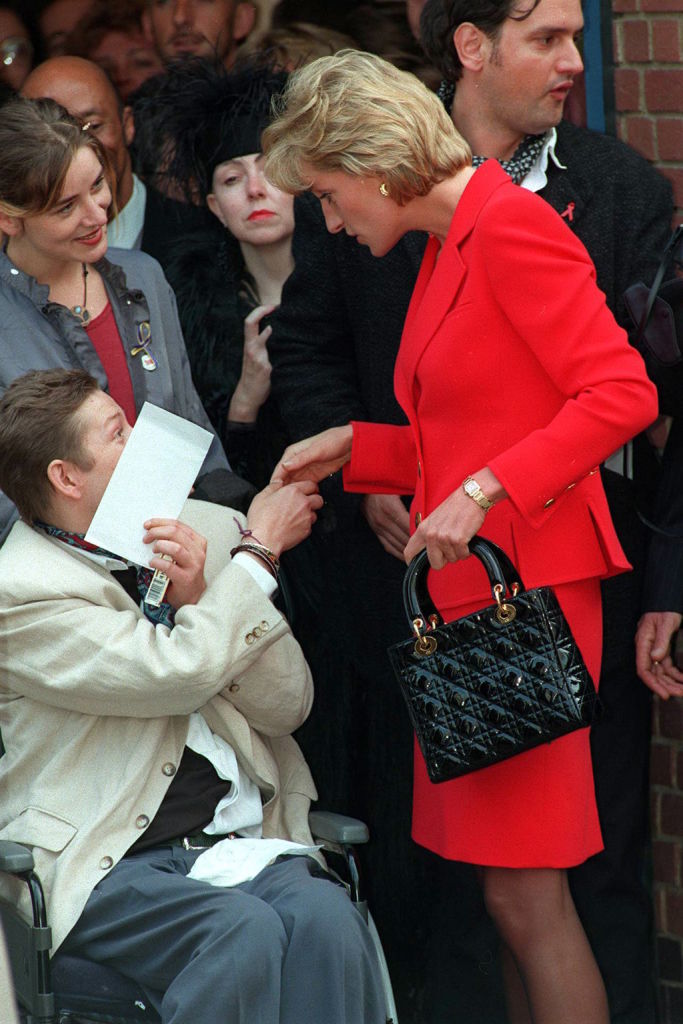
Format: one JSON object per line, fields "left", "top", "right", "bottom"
{"left": 132, "top": 58, "right": 288, "bottom": 202}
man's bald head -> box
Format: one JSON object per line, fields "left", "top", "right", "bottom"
{"left": 23, "top": 54, "right": 119, "bottom": 110}
{"left": 22, "top": 56, "right": 134, "bottom": 209}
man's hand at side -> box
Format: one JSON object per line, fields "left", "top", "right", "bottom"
{"left": 362, "top": 494, "right": 410, "bottom": 559}
{"left": 636, "top": 610, "right": 683, "bottom": 699}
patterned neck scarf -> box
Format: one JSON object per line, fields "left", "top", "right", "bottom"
{"left": 437, "top": 79, "right": 550, "bottom": 185}
{"left": 36, "top": 522, "right": 176, "bottom": 630}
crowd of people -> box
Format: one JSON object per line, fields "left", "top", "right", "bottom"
{"left": 0, "top": 2, "right": 680, "bottom": 1023}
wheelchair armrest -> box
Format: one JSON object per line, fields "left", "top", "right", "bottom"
{"left": 309, "top": 812, "right": 369, "bottom": 918}
{"left": 0, "top": 841, "right": 49, "bottom": 931}
{"left": 0, "top": 842, "right": 54, "bottom": 1020}
{"left": 0, "top": 840, "right": 35, "bottom": 875}
{"left": 309, "top": 811, "right": 369, "bottom": 846}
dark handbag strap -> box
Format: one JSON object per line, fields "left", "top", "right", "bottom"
{"left": 402, "top": 537, "right": 526, "bottom": 628}
{"left": 634, "top": 224, "right": 683, "bottom": 351}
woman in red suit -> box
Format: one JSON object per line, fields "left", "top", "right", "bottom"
{"left": 263, "top": 51, "right": 658, "bottom": 1024}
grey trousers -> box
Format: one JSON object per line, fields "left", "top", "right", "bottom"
{"left": 60, "top": 848, "right": 386, "bottom": 1024}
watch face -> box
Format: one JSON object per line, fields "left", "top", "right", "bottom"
{"left": 464, "top": 478, "right": 491, "bottom": 509}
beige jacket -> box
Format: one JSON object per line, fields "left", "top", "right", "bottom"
{"left": 0, "top": 500, "right": 317, "bottom": 952}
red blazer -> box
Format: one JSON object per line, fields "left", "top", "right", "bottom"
{"left": 344, "top": 161, "right": 658, "bottom": 616}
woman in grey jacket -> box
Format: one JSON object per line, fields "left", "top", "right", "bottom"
{"left": 0, "top": 95, "right": 249, "bottom": 542}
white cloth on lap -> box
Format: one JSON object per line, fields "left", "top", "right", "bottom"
{"left": 188, "top": 839, "right": 322, "bottom": 887}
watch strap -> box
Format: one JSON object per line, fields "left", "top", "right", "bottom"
{"left": 463, "top": 475, "right": 495, "bottom": 512}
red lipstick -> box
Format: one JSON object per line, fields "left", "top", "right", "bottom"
{"left": 76, "top": 226, "right": 105, "bottom": 247}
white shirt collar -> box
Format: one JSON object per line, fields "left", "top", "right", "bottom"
{"left": 107, "top": 173, "right": 147, "bottom": 250}
{"left": 521, "top": 127, "right": 566, "bottom": 193}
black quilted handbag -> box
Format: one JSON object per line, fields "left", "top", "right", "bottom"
{"left": 387, "top": 538, "right": 599, "bottom": 783}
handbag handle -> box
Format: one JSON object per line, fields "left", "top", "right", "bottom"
{"left": 402, "top": 536, "right": 526, "bottom": 631}
{"left": 633, "top": 224, "right": 683, "bottom": 353}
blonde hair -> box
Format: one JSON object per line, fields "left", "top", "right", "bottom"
{"left": 262, "top": 49, "right": 471, "bottom": 205}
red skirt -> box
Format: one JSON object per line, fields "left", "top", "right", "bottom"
{"left": 411, "top": 576, "right": 604, "bottom": 868}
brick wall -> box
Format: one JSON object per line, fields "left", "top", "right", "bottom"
{"left": 611, "top": 3, "right": 683, "bottom": 1020}
{"left": 612, "top": 0, "right": 683, "bottom": 219}
{"left": 651, "top": 699, "right": 683, "bottom": 1021}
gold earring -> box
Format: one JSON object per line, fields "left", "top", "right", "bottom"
{"left": 379, "top": 182, "right": 389, "bottom": 197}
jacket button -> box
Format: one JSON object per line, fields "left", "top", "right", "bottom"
{"left": 135, "top": 815, "right": 150, "bottom": 830}
{"left": 253, "top": 626, "right": 262, "bottom": 639}
{"left": 543, "top": 498, "right": 555, "bottom": 509}
{"left": 415, "top": 512, "right": 422, "bottom": 527}
{"left": 417, "top": 461, "right": 422, "bottom": 479}
{"left": 245, "top": 632, "right": 255, "bottom": 645}
{"left": 589, "top": 467, "right": 598, "bottom": 476}
{"left": 162, "top": 763, "right": 176, "bottom": 777}
{"left": 260, "top": 620, "right": 269, "bottom": 631}
{"left": 229, "top": 683, "right": 240, "bottom": 693}
{"left": 566, "top": 483, "right": 576, "bottom": 490}
{"left": 99, "top": 856, "right": 113, "bottom": 870}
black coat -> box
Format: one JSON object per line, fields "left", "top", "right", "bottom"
{"left": 140, "top": 186, "right": 215, "bottom": 275}
{"left": 643, "top": 418, "right": 683, "bottom": 613}
{"left": 165, "top": 227, "right": 288, "bottom": 489}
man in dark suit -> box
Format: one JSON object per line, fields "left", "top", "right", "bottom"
{"left": 269, "top": 2, "right": 673, "bottom": 1021}
{"left": 637, "top": 417, "right": 683, "bottom": 697}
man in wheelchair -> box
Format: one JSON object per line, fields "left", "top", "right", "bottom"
{"left": 0, "top": 369, "right": 386, "bottom": 1024}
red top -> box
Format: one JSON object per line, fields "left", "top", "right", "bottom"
{"left": 85, "top": 302, "right": 137, "bottom": 425}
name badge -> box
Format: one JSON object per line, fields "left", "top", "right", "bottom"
{"left": 145, "top": 568, "right": 170, "bottom": 606}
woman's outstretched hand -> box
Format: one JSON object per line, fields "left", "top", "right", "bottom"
{"left": 271, "top": 425, "right": 353, "bottom": 484}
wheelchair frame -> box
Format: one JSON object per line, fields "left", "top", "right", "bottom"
{"left": 1, "top": 811, "right": 397, "bottom": 1024}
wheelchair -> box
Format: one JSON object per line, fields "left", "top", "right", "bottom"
{"left": 1, "top": 810, "right": 397, "bottom": 1024}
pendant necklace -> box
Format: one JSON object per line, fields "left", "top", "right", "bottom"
{"left": 71, "top": 263, "right": 90, "bottom": 325}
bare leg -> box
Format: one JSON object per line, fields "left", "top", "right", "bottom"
{"left": 481, "top": 866, "right": 608, "bottom": 1024}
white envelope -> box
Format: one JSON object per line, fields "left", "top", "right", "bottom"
{"left": 85, "top": 403, "right": 212, "bottom": 567}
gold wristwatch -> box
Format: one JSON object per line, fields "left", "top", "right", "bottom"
{"left": 462, "top": 476, "right": 495, "bottom": 513}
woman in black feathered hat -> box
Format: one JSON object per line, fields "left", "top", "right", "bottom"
{"left": 146, "top": 59, "right": 292, "bottom": 488}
